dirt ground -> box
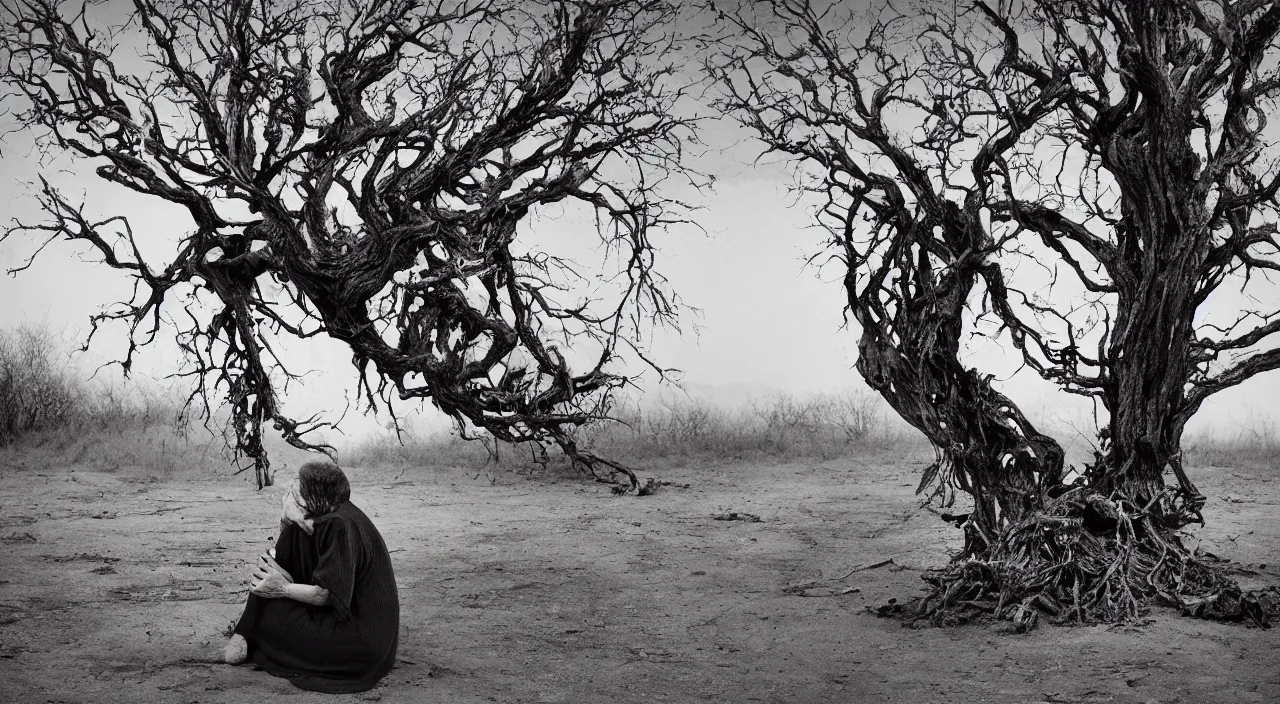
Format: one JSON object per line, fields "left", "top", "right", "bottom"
{"left": 1, "top": 449, "right": 1277, "bottom": 704}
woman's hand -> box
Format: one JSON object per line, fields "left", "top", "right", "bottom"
{"left": 249, "top": 553, "right": 294, "bottom": 598}
{"left": 259, "top": 552, "right": 293, "bottom": 583}
{"left": 280, "top": 482, "right": 315, "bottom": 535}
{"left": 247, "top": 553, "right": 330, "bottom": 606}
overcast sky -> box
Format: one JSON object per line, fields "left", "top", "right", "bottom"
{"left": 2, "top": 1, "right": 1278, "bottom": 449}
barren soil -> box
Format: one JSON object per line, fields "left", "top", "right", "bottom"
{"left": 1, "top": 451, "right": 1277, "bottom": 703}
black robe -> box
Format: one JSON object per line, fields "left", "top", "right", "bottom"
{"left": 234, "top": 501, "right": 399, "bottom": 693}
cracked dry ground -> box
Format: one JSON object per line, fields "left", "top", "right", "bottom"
{"left": 1, "top": 450, "right": 1277, "bottom": 703}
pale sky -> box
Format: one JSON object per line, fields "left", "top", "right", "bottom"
{"left": 1, "top": 1, "right": 1278, "bottom": 450}
{"left": 0, "top": 124, "right": 888, "bottom": 440}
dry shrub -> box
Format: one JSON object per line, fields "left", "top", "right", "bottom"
{"left": 1183, "top": 411, "right": 1280, "bottom": 470}
{"left": 343, "top": 388, "right": 926, "bottom": 475}
{"left": 574, "top": 389, "right": 919, "bottom": 465}
{"left": 0, "top": 325, "right": 81, "bottom": 445}
{"left": 342, "top": 431, "right": 496, "bottom": 470}
{"left": 0, "top": 324, "right": 227, "bottom": 479}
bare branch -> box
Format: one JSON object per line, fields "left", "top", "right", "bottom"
{"left": 1, "top": 0, "right": 704, "bottom": 487}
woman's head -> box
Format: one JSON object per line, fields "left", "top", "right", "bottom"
{"left": 296, "top": 461, "right": 351, "bottom": 519}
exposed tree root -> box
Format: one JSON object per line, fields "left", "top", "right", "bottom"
{"left": 883, "top": 488, "right": 1278, "bottom": 631}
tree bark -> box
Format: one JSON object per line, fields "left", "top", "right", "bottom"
{"left": 1088, "top": 9, "right": 1210, "bottom": 527}
{"left": 852, "top": 241, "right": 1065, "bottom": 558}
{"left": 711, "top": 0, "right": 1280, "bottom": 629}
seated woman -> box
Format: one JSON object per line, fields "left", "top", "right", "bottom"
{"left": 223, "top": 461, "right": 400, "bottom": 694}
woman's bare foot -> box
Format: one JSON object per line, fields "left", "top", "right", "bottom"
{"left": 223, "top": 634, "right": 248, "bottom": 664}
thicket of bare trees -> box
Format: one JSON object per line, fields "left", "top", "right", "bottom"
{"left": 710, "top": 0, "right": 1280, "bottom": 627}
{"left": 0, "top": 0, "right": 702, "bottom": 488}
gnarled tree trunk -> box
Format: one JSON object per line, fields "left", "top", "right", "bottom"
{"left": 712, "top": 0, "right": 1280, "bottom": 629}
{"left": 855, "top": 257, "right": 1064, "bottom": 559}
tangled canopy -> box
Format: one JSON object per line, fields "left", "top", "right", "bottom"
{"left": 1, "top": 0, "right": 703, "bottom": 487}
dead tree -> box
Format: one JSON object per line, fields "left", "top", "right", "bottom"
{"left": 711, "top": 0, "right": 1280, "bottom": 627}
{"left": 0, "top": 0, "right": 701, "bottom": 488}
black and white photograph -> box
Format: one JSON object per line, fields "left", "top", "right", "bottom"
{"left": 0, "top": 0, "right": 1278, "bottom": 701}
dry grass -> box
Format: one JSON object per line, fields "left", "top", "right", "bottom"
{"left": 0, "top": 324, "right": 226, "bottom": 479}
{"left": 1184, "top": 413, "right": 1280, "bottom": 469}
{"left": 341, "top": 389, "right": 929, "bottom": 477}
{"left": 574, "top": 390, "right": 923, "bottom": 463}
{"left": 0, "top": 325, "right": 80, "bottom": 445}
{"left": 4, "top": 323, "right": 929, "bottom": 483}
{"left": 8, "top": 323, "right": 1276, "bottom": 483}
{"left": 341, "top": 431, "right": 497, "bottom": 470}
